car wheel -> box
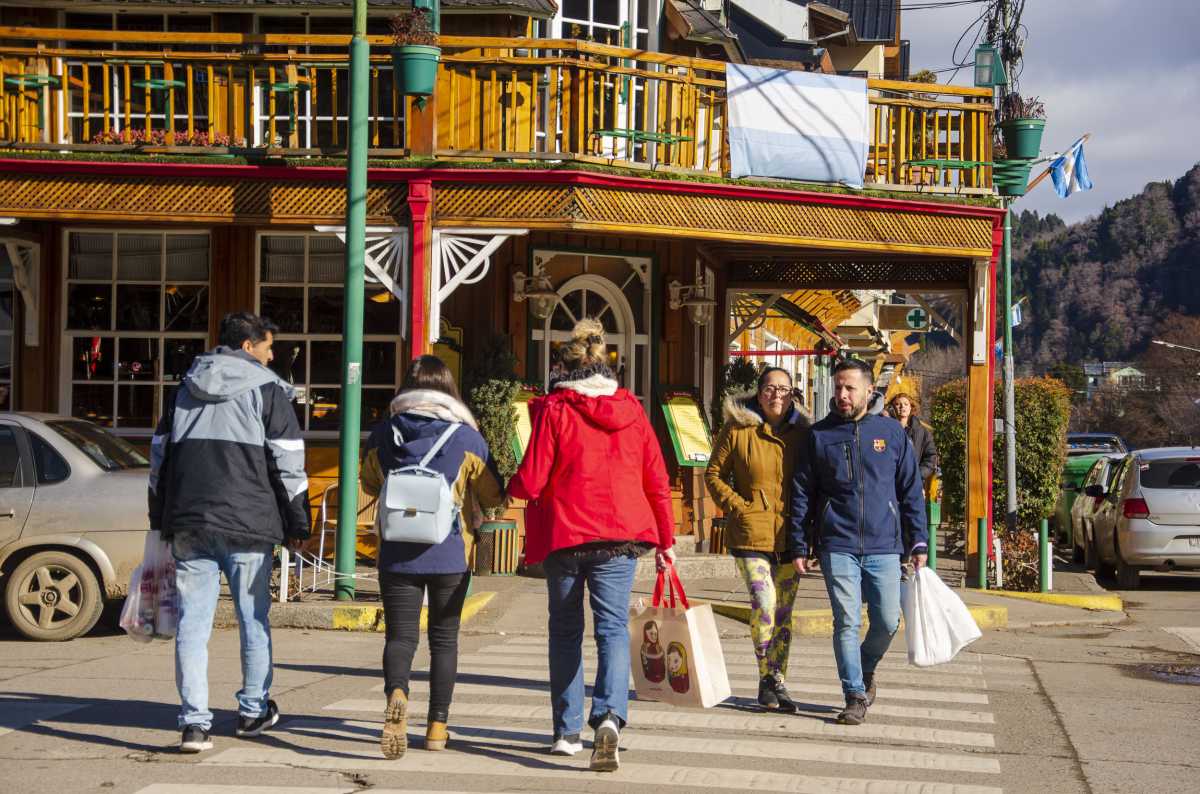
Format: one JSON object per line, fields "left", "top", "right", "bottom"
{"left": 3, "top": 551, "right": 104, "bottom": 641}
{"left": 1113, "top": 538, "right": 1140, "bottom": 591}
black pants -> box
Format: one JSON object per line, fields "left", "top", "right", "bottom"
{"left": 380, "top": 570, "right": 470, "bottom": 723}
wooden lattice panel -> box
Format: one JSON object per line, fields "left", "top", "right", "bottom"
{"left": 0, "top": 173, "right": 408, "bottom": 224}
{"left": 735, "top": 259, "right": 970, "bottom": 286}
{"left": 435, "top": 183, "right": 996, "bottom": 258}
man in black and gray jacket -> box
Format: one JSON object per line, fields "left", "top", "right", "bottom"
{"left": 150, "top": 312, "right": 310, "bottom": 754}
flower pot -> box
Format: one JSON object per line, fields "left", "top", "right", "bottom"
{"left": 997, "top": 117, "right": 1045, "bottom": 160}
{"left": 390, "top": 44, "right": 440, "bottom": 97}
{"left": 992, "top": 158, "right": 1034, "bottom": 197}
{"left": 473, "top": 519, "right": 519, "bottom": 576}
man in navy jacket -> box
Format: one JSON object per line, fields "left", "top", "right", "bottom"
{"left": 788, "top": 358, "right": 927, "bottom": 725}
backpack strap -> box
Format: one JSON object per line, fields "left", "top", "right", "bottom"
{"left": 418, "top": 423, "right": 460, "bottom": 468}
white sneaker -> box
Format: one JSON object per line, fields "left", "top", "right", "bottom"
{"left": 589, "top": 717, "right": 620, "bottom": 772}
{"left": 550, "top": 734, "right": 583, "bottom": 756}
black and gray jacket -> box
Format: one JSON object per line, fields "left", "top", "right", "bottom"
{"left": 149, "top": 347, "right": 311, "bottom": 544}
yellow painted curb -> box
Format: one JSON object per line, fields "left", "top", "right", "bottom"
{"left": 970, "top": 589, "right": 1124, "bottom": 612}
{"left": 705, "top": 601, "right": 1007, "bottom": 636}
{"left": 330, "top": 591, "right": 497, "bottom": 633}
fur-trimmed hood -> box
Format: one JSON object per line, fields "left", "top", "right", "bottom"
{"left": 721, "top": 390, "right": 811, "bottom": 431}
{"left": 389, "top": 388, "right": 478, "bottom": 430}
{"left": 553, "top": 373, "right": 619, "bottom": 398}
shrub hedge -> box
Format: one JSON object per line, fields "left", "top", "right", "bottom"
{"left": 930, "top": 377, "right": 1071, "bottom": 529}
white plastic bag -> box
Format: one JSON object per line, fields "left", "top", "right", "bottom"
{"left": 119, "top": 530, "right": 178, "bottom": 641}
{"left": 901, "top": 567, "right": 982, "bottom": 667}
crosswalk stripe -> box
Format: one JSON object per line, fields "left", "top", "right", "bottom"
{"left": 323, "top": 700, "right": 996, "bottom": 748}
{"left": 1164, "top": 627, "right": 1200, "bottom": 654}
{"left": 0, "top": 699, "right": 90, "bottom": 738}
{"left": 484, "top": 641, "right": 988, "bottom": 674}
{"left": 371, "top": 673, "right": 990, "bottom": 705}
{"left": 457, "top": 655, "right": 989, "bottom": 689}
{"left": 501, "top": 635, "right": 1007, "bottom": 661}
{"left": 134, "top": 787, "right": 357, "bottom": 794}
{"left": 276, "top": 717, "right": 1002, "bottom": 776}
{"left": 202, "top": 746, "right": 1004, "bottom": 794}
{"left": 369, "top": 680, "right": 993, "bottom": 724}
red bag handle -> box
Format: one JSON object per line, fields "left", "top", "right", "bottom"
{"left": 651, "top": 562, "right": 690, "bottom": 610}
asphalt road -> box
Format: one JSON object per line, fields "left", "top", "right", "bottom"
{"left": 0, "top": 572, "right": 1197, "bottom": 794}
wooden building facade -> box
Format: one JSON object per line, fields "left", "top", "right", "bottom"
{"left": 0, "top": 1, "right": 1005, "bottom": 570}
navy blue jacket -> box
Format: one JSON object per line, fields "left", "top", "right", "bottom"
{"left": 787, "top": 410, "right": 928, "bottom": 559}
{"left": 361, "top": 391, "right": 504, "bottom": 575}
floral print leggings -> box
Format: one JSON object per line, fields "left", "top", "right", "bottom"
{"left": 733, "top": 555, "right": 799, "bottom": 680}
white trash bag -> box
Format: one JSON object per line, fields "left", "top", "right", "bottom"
{"left": 119, "top": 530, "right": 179, "bottom": 642}
{"left": 901, "top": 567, "right": 982, "bottom": 667}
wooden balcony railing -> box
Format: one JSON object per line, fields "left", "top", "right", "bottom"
{"left": 0, "top": 26, "right": 993, "bottom": 191}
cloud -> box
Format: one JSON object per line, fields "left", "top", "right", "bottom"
{"left": 904, "top": 0, "right": 1200, "bottom": 223}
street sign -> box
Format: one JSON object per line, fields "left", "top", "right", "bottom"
{"left": 878, "top": 304, "right": 931, "bottom": 332}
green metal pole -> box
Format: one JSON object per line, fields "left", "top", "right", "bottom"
{"left": 1039, "top": 518, "right": 1050, "bottom": 593}
{"left": 977, "top": 517, "right": 988, "bottom": 590}
{"left": 334, "top": 0, "right": 369, "bottom": 601}
{"left": 1002, "top": 203, "right": 1018, "bottom": 537}
{"left": 927, "top": 503, "right": 938, "bottom": 571}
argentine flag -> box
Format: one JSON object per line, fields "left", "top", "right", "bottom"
{"left": 1049, "top": 137, "right": 1093, "bottom": 198}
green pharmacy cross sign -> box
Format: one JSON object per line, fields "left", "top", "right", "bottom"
{"left": 905, "top": 308, "right": 928, "bottom": 329}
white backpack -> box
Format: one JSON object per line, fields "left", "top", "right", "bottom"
{"left": 380, "top": 423, "right": 460, "bottom": 545}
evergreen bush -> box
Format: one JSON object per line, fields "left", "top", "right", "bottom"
{"left": 465, "top": 334, "right": 520, "bottom": 519}
{"left": 930, "top": 376, "right": 1071, "bottom": 529}
{"left": 711, "top": 358, "right": 762, "bottom": 434}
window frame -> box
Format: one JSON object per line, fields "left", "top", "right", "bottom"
{"left": 0, "top": 244, "right": 18, "bottom": 410}
{"left": 254, "top": 230, "right": 403, "bottom": 438}
{"left": 58, "top": 228, "right": 212, "bottom": 436}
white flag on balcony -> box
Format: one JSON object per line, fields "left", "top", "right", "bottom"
{"left": 726, "top": 64, "right": 869, "bottom": 188}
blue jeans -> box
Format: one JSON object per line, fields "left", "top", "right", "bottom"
{"left": 543, "top": 549, "right": 637, "bottom": 739}
{"left": 173, "top": 532, "right": 275, "bottom": 730}
{"left": 820, "top": 552, "right": 901, "bottom": 701}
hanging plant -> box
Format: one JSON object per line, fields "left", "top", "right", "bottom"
{"left": 996, "top": 93, "right": 1046, "bottom": 160}
{"left": 389, "top": 8, "right": 440, "bottom": 97}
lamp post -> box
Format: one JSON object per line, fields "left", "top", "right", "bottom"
{"left": 334, "top": 0, "right": 370, "bottom": 600}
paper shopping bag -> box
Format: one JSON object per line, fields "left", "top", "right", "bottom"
{"left": 629, "top": 564, "right": 731, "bottom": 708}
{"left": 901, "top": 567, "right": 982, "bottom": 667}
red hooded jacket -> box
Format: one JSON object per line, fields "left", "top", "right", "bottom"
{"left": 509, "top": 376, "right": 676, "bottom": 565}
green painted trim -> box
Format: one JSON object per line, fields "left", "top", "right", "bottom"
{"left": 659, "top": 387, "right": 712, "bottom": 468}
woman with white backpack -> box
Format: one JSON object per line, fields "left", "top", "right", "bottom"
{"left": 361, "top": 355, "right": 505, "bottom": 760}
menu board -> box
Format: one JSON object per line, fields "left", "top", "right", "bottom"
{"left": 661, "top": 393, "right": 712, "bottom": 467}
{"left": 511, "top": 386, "right": 539, "bottom": 463}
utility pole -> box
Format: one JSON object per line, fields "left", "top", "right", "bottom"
{"left": 334, "top": 0, "right": 369, "bottom": 600}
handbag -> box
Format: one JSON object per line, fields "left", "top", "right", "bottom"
{"left": 380, "top": 423, "right": 460, "bottom": 544}
{"left": 629, "top": 563, "right": 732, "bottom": 708}
{"left": 900, "top": 566, "right": 982, "bottom": 666}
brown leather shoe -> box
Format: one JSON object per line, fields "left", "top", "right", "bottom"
{"left": 837, "top": 696, "right": 869, "bottom": 725}
{"left": 381, "top": 690, "right": 408, "bottom": 760}
{"left": 425, "top": 720, "right": 449, "bottom": 751}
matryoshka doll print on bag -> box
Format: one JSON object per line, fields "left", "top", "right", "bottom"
{"left": 640, "top": 620, "right": 666, "bottom": 683}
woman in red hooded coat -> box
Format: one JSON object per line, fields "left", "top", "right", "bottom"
{"left": 509, "top": 318, "right": 675, "bottom": 772}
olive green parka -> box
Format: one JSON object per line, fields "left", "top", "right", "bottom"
{"left": 704, "top": 391, "right": 811, "bottom": 553}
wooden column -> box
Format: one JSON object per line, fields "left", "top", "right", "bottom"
{"left": 965, "top": 256, "right": 997, "bottom": 585}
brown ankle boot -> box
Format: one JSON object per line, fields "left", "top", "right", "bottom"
{"left": 425, "top": 720, "right": 449, "bottom": 751}
{"left": 381, "top": 690, "right": 408, "bottom": 760}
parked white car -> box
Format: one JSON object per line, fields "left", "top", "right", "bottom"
{"left": 1090, "top": 447, "right": 1200, "bottom": 589}
{"left": 0, "top": 413, "right": 151, "bottom": 640}
{"left": 1070, "top": 453, "right": 1125, "bottom": 567}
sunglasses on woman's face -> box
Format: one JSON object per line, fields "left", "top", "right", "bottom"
{"left": 760, "top": 385, "right": 792, "bottom": 397}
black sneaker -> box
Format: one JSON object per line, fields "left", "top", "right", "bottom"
{"left": 837, "top": 696, "right": 869, "bottom": 726}
{"left": 757, "top": 675, "right": 780, "bottom": 710}
{"left": 236, "top": 700, "right": 280, "bottom": 737}
{"left": 864, "top": 673, "right": 877, "bottom": 707}
{"left": 180, "top": 725, "right": 212, "bottom": 753}
{"left": 770, "top": 676, "right": 798, "bottom": 714}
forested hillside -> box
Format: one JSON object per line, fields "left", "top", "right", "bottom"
{"left": 1012, "top": 163, "right": 1200, "bottom": 371}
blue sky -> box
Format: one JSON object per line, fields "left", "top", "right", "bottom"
{"left": 903, "top": 0, "right": 1200, "bottom": 223}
